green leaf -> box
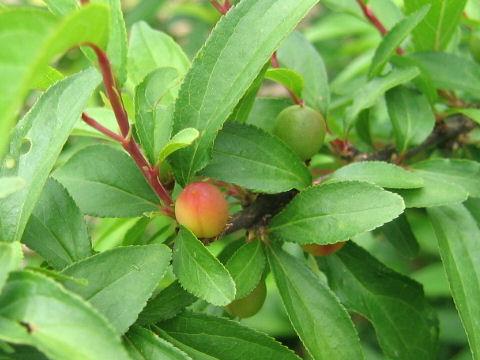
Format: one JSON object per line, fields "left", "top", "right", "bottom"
{"left": 172, "top": 227, "right": 236, "bottom": 306}
{"left": 405, "top": 0, "right": 467, "bottom": 51}
{"left": 138, "top": 281, "right": 197, "bottom": 325}
{"left": 265, "top": 68, "right": 304, "bottom": 100}
{"left": 53, "top": 144, "right": 160, "bottom": 217}
{"left": 427, "top": 205, "right": 480, "bottom": 358}
{"left": 0, "top": 242, "right": 22, "bottom": 293}
{"left": 319, "top": 242, "right": 438, "bottom": 360}
{"left": 225, "top": 241, "right": 265, "bottom": 300}
{"left": 345, "top": 67, "right": 420, "bottom": 131}
{"left": 277, "top": 31, "right": 330, "bottom": 114}
{"left": 411, "top": 262, "right": 451, "bottom": 298}
{"left": 246, "top": 98, "right": 291, "bottom": 132}
{"left": 0, "top": 4, "right": 109, "bottom": 159}
{"left": 410, "top": 52, "right": 480, "bottom": 95}
{"left": 394, "top": 169, "right": 469, "bottom": 208}
{"left": 125, "top": 326, "right": 191, "bottom": 360}
{"left": 380, "top": 214, "right": 420, "bottom": 258}
{"left": 31, "top": 66, "right": 64, "bottom": 90}
{"left": 412, "top": 159, "right": 480, "bottom": 198}
{"left": 200, "top": 122, "right": 312, "bottom": 193}
{"left": 267, "top": 246, "right": 364, "bottom": 360}
{"left": 0, "top": 271, "right": 130, "bottom": 360}
{"left": 43, "top": 0, "right": 127, "bottom": 86}
{"left": 22, "top": 178, "right": 93, "bottom": 270}
{"left": 369, "top": 6, "right": 430, "bottom": 77}
{"left": 0, "top": 68, "right": 101, "bottom": 242}
{"left": 169, "top": 0, "right": 320, "bottom": 186}
{"left": 61, "top": 245, "right": 171, "bottom": 334}
{"left": 268, "top": 181, "right": 405, "bottom": 245}
{"left": 385, "top": 86, "right": 435, "bottom": 153}
{"left": 0, "top": 177, "right": 25, "bottom": 199}
{"left": 158, "top": 128, "right": 199, "bottom": 164}
{"left": 128, "top": 22, "right": 190, "bottom": 86}
{"left": 327, "top": 161, "right": 424, "bottom": 189}
{"left": 135, "top": 67, "right": 181, "bottom": 164}
{"left": 156, "top": 312, "right": 301, "bottom": 360}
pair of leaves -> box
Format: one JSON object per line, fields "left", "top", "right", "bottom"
{"left": 394, "top": 159, "right": 480, "bottom": 208}
{"left": 169, "top": 0, "right": 321, "bottom": 186}
{"left": 319, "top": 241, "right": 439, "bottom": 360}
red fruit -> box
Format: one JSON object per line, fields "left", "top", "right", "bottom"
{"left": 175, "top": 182, "right": 229, "bottom": 238}
{"left": 301, "top": 241, "right": 346, "bottom": 256}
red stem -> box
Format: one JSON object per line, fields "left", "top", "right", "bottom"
{"left": 82, "top": 113, "right": 123, "bottom": 142}
{"left": 211, "top": 1, "right": 229, "bottom": 15}
{"left": 356, "top": 0, "right": 404, "bottom": 55}
{"left": 82, "top": 43, "right": 174, "bottom": 209}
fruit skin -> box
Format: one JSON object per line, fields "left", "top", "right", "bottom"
{"left": 175, "top": 182, "right": 229, "bottom": 238}
{"left": 273, "top": 105, "right": 326, "bottom": 160}
{"left": 470, "top": 30, "right": 480, "bottom": 64}
{"left": 226, "top": 278, "right": 267, "bottom": 319}
{"left": 301, "top": 241, "right": 346, "bottom": 256}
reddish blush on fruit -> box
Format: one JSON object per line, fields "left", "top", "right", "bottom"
{"left": 175, "top": 182, "right": 229, "bottom": 238}
{"left": 301, "top": 241, "right": 346, "bottom": 256}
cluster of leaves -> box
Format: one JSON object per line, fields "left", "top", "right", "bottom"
{"left": 1, "top": 0, "right": 480, "bottom": 359}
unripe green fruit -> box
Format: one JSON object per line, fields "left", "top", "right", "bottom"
{"left": 273, "top": 105, "right": 326, "bottom": 160}
{"left": 175, "top": 182, "right": 229, "bottom": 238}
{"left": 226, "top": 278, "right": 267, "bottom": 319}
{"left": 301, "top": 241, "right": 346, "bottom": 256}
{"left": 470, "top": 30, "right": 480, "bottom": 64}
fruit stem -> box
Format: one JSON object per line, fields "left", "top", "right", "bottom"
{"left": 81, "top": 43, "right": 174, "bottom": 209}
{"left": 356, "top": 0, "right": 404, "bottom": 55}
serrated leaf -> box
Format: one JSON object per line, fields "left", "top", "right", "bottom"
{"left": 158, "top": 128, "right": 199, "bottom": 164}
{"left": 172, "top": 227, "right": 235, "bottom": 306}
{"left": 319, "top": 242, "right": 438, "bottom": 360}
{"left": 265, "top": 68, "right": 304, "bottom": 99}
{"left": 410, "top": 52, "right": 480, "bottom": 95}
{"left": 155, "top": 312, "right": 301, "bottom": 360}
{"left": 0, "top": 68, "right": 101, "bottom": 243}
{"left": 53, "top": 144, "right": 160, "bottom": 217}
{"left": 138, "top": 281, "right": 197, "bottom": 325}
{"left": 0, "top": 4, "right": 109, "bottom": 159}
{"left": 327, "top": 161, "right": 424, "bottom": 189}
{"left": 0, "top": 242, "right": 22, "bottom": 293}
{"left": 427, "top": 205, "right": 480, "bottom": 358}
{"left": 125, "top": 326, "right": 191, "bottom": 360}
{"left": 267, "top": 246, "right": 364, "bottom": 360}
{"left": 61, "top": 245, "right": 171, "bottom": 334}
{"left": 268, "top": 182, "right": 405, "bottom": 245}
{"left": 128, "top": 22, "right": 190, "bottom": 86}
{"left": 226, "top": 241, "right": 265, "bottom": 300}
{"left": 412, "top": 159, "right": 480, "bottom": 198}
{"left": 135, "top": 67, "right": 181, "bottom": 164}
{"left": 345, "top": 67, "right": 420, "bottom": 131}
{"left": 0, "top": 177, "right": 25, "bottom": 199}
{"left": 22, "top": 178, "right": 93, "bottom": 270}
{"left": 380, "top": 214, "right": 420, "bottom": 258}
{"left": 169, "top": 0, "right": 320, "bottom": 186}
{"left": 394, "top": 171, "right": 469, "bottom": 208}
{"left": 369, "top": 6, "right": 430, "bottom": 78}
{"left": 405, "top": 0, "right": 467, "bottom": 51}
{"left": 385, "top": 86, "right": 435, "bottom": 153}
{"left": 277, "top": 31, "right": 329, "bottom": 114}
{"left": 200, "top": 122, "right": 311, "bottom": 193}
{"left": 0, "top": 271, "right": 130, "bottom": 360}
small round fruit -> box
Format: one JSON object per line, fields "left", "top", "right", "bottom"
{"left": 273, "top": 105, "right": 326, "bottom": 160}
{"left": 175, "top": 182, "right": 229, "bottom": 238}
{"left": 301, "top": 241, "right": 346, "bottom": 256}
{"left": 470, "top": 30, "right": 480, "bottom": 64}
{"left": 226, "top": 279, "right": 267, "bottom": 319}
